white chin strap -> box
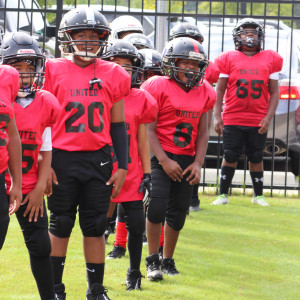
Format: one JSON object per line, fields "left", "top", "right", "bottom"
{"left": 73, "top": 45, "right": 101, "bottom": 61}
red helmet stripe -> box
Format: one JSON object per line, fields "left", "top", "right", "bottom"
{"left": 192, "top": 40, "right": 199, "bottom": 53}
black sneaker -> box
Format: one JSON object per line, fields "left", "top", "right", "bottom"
{"left": 161, "top": 258, "right": 179, "bottom": 276}
{"left": 189, "top": 206, "right": 201, "bottom": 212}
{"left": 145, "top": 253, "right": 163, "bottom": 281}
{"left": 106, "top": 245, "right": 126, "bottom": 259}
{"left": 126, "top": 269, "right": 144, "bottom": 291}
{"left": 54, "top": 283, "right": 66, "bottom": 300}
{"left": 86, "top": 283, "right": 110, "bottom": 300}
{"left": 158, "top": 246, "right": 163, "bottom": 261}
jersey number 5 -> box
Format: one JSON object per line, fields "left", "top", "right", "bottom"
{"left": 65, "top": 102, "right": 104, "bottom": 133}
{"left": 236, "top": 79, "right": 264, "bottom": 99}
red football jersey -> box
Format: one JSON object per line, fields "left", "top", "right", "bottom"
{"left": 214, "top": 50, "right": 283, "bottom": 126}
{"left": 111, "top": 88, "right": 158, "bottom": 203}
{"left": 5, "top": 90, "right": 60, "bottom": 194}
{"left": 43, "top": 58, "right": 131, "bottom": 151}
{"left": 205, "top": 60, "right": 220, "bottom": 84}
{"left": 0, "top": 65, "right": 20, "bottom": 173}
{"left": 141, "top": 76, "right": 216, "bottom": 156}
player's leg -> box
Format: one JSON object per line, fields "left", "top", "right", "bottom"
{"left": 79, "top": 146, "right": 113, "bottom": 299}
{"left": 189, "top": 183, "right": 201, "bottom": 211}
{"left": 0, "top": 172, "right": 9, "bottom": 250}
{"left": 48, "top": 149, "right": 78, "bottom": 299}
{"left": 105, "top": 201, "right": 117, "bottom": 242}
{"left": 146, "top": 155, "right": 170, "bottom": 281}
{"left": 16, "top": 197, "right": 55, "bottom": 300}
{"left": 107, "top": 204, "right": 127, "bottom": 259}
{"left": 246, "top": 127, "right": 269, "bottom": 206}
{"left": 162, "top": 154, "right": 194, "bottom": 276}
{"left": 211, "top": 125, "right": 243, "bottom": 205}
{"left": 122, "top": 201, "right": 145, "bottom": 290}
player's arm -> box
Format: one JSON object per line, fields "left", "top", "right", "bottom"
{"left": 107, "top": 99, "right": 128, "bottom": 199}
{"left": 183, "top": 112, "right": 209, "bottom": 185}
{"left": 137, "top": 123, "right": 151, "bottom": 206}
{"left": 147, "top": 119, "right": 183, "bottom": 182}
{"left": 22, "top": 150, "right": 51, "bottom": 222}
{"left": 258, "top": 79, "right": 279, "bottom": 134}
{"left": 7, "top": 116, "right": 22, "bottom": 215}
{"left": 214, "top": 77, "right": 228, "bottom": 136}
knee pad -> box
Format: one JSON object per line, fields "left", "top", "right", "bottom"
{"left": 49, "top": 213, "right": 76, "bottom": 238}
{"left": 166, "top": 209, "right": 187, "bottom": 231}
{"left": 79, "top": 211, "right": 107, "bottom": 237}
{"left": 147, "top": 198, "right": 167, "bottom": 224}
{"left": 247, "top": 150, "right": 264, "bottom": 163}
{"left": 126, "top": 210, "right": 145, "bottom": 236}
{"left": 26, "top": 228, "right": 51, "bottom": 257}
{"left": 223, "top": 149, "right": 239, "bottom": 163}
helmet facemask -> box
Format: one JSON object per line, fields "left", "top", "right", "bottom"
{"left": 6, "top": 55, "right": 45, "bottom": 97}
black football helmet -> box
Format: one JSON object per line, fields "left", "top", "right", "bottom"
{"left": 169, "top": 22, "right": 204, "bottom": 43}
{"left": 233, "top": 18, "right": 264, "bottom": 51}
{"left": 102, "top": 39, "right": 144, "bottom": 87}
{"left": 138, "top": 49, "right": 163, "bottom": 81}
{"left": 58, "top": 7, "right": 111, "bottom": 60}
{"left": 123, "top": 33, "right": 154, "bottom": 50}
{"left": 162, "top": 37, "right": 208, "bottom": 89}
{"left": 1, "top": 32, "right": 45, "bottom": 96}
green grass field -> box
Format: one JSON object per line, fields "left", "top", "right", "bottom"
{"left": 1, "top": 194, "right": 300, "bottom": 300}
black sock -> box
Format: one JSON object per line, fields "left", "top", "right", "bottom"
{"left": 219, "top": 166, "right": 235, "bottom": 195}
{"left": 51, "top": 256, "right": 66, "bottom": 285}
{"left": 86, "top": 263, "right": 105, "bottom": 288}
{"left": 30, "top": 255, "right": 55, "bottom": 300}
{"left": 250, "top": 171, "right": 264, "bottom": 196}
{"left": 128, "top": 232, "right": 143, "bottom": 270}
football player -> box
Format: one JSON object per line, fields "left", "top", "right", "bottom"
{"left": 102, "top": 39, "right": 158, "bottom": 290}
{"left": 141, "top": 37, "right": 216, "bottom": 280}
{"left": 212, "top": 18, "right": 283, "bottom": 206}
{"left": 169, "top": 21, "right": 220, "bottom": 212}
{"left": 43, "top": 7, "right": 131, "bottom": 300}
{"left": 0, "top": 28, "right": 22, "bottom": 251}
{"left": 139, "top": 49, "right": 163, "bottom": 82}
{"left": 2, "top": 32, "right": 60, "bottom": 300}
{"left": 110, "top": 15, "right": 144, "bottom": 40}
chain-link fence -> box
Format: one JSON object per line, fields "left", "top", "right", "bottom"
{"left": 1, "top": 0, "right": 299, "bottom": 195}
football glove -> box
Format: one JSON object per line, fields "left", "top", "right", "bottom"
{"left": 138, "top": 173, "right": 152, "bottom": 206}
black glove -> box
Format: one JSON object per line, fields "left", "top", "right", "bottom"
{"left": 138, "top": 173, "right": 152, "bottom": 206}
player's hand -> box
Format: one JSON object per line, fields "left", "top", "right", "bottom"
{"left": 107, "top": 168, "right": 127, "bottom": 200}
{"left": 21, "top": 186, "right": 44, "bottom": 222}
{"left": 45, "top": 168, "right": 58, "bottom": 196}
{"left": 8, "top": 185, "right": 22, "bottom": 215}
{"left": 138, "top": 173, "right": 152, "bottom": 206}
{"left": 160, "top": 157, "right": 183, "bottom": 182}
{"left": 214, "top": 116, "right": 224, "bottom": 136}
{"left": 182, "top": 162, "right": 201, "bottom": 185}
{"left": 258, "top": 117, "right": 270, "bottom": 134}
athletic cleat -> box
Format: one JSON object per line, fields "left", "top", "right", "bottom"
{"left": 145, "top": 253, "right": 163, "bottom": 281}
{"left": 158, "top": 246, "right": 163, "bottom": 261}
{"left": 161, "top": 258, "right": 179, "bottom": 277}
{"left": 189, "top": 205, "right": 201, "bottom": 212}
{"left": 126, "top": 268, "right": 144, "bottom": 291}
{"left": 86, "top": 283, "right": 110, "bottom": 300}
{"left": 54, "top": 283, "right": 66, "bottom": 300}
{"left": 143, "top": 233, "right": 148, "bottom": 245}
{"left": 211, "top": 194, "right": 229, "bottom": 205}
{"left": 106, "top": 245, "right": 126, "bottom": 259}
{"left": 251, "top": 195, "right": 270, "bottom": 206}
